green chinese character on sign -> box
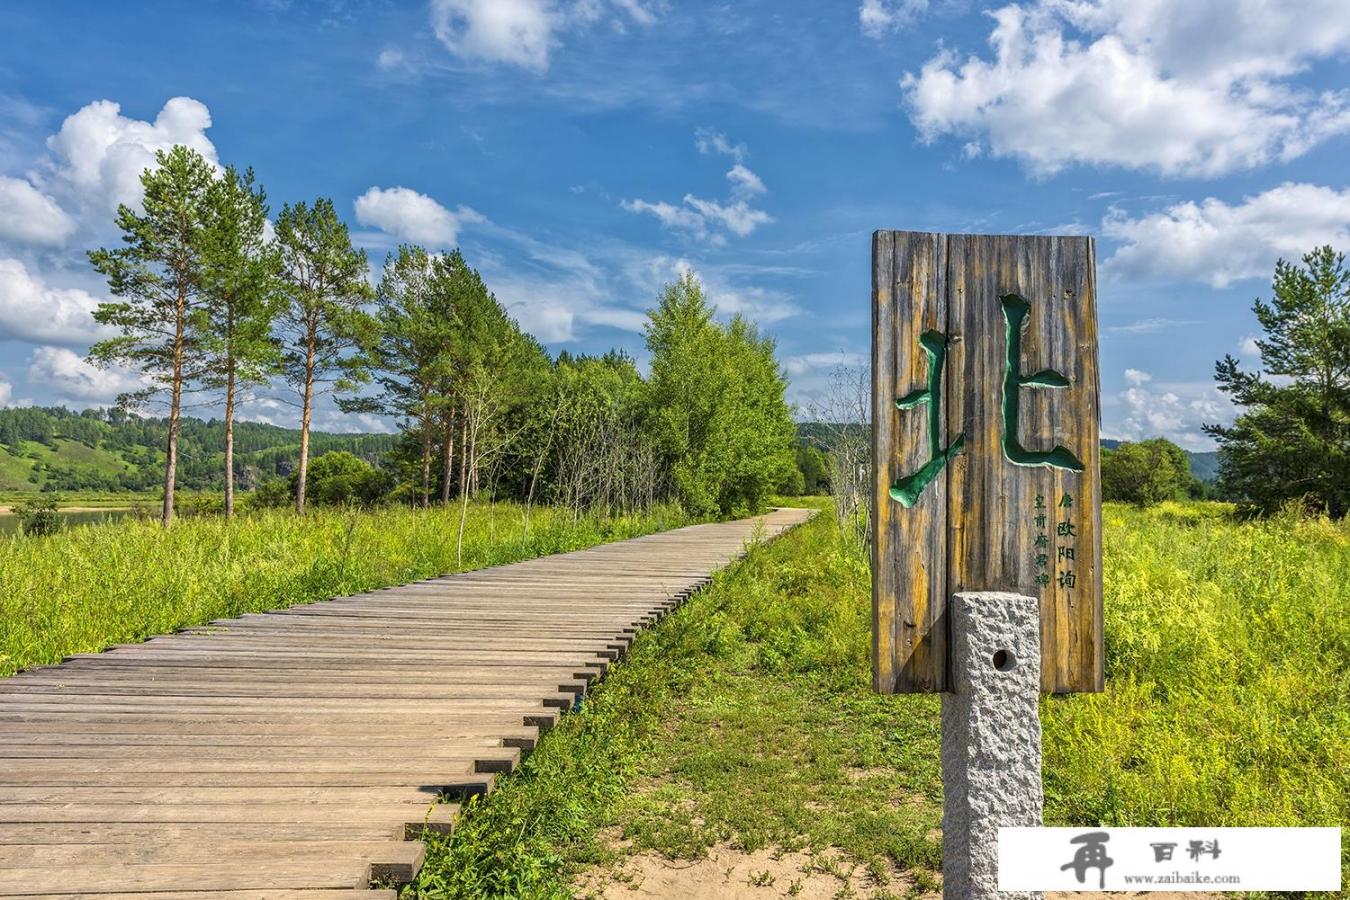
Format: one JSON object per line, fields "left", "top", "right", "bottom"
{"left": 889, "top": 330, "right": 966, "bottom": 508}
{"left": 1034, "top": 513, "right": 1047, "bottom": 529}
{"left": 1035, "top": 572, "right": 1051, "bottom": 586}
{"left": 1000, "top": 295, "right": 1084, "bottom": 472}
{"left": 1058, "top": 546, "right": 1075, "bottom": 562}
{"left": 1035, "top": 552, "right": 1049, "bottom": 568}
{"left": 1035, "top": 494, "right": 1046, "bottom": 509}
{"left": 1058, "top": 570, "right": 1076, "bottom": 588}
{"left": 1057, "top": 521, "right": 1077, "bottom": 538}
{"left": 1034, "top": 534, "right": 1049, "bottom": 548}
{"left": 1060, "top": 492, "right": 1073, "bottom": 508}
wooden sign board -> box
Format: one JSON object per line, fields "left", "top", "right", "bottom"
{"left": 871, "top": 231, "right": 1103, "bottom": 694}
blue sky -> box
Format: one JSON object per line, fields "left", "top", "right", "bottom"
{"left": 1, "top": 0, "right": 1348, "bottom": 447}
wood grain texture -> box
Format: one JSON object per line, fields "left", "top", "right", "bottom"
{"left": 872, "top": 231, "right": 948, "bottom": 693}
{"left": 873, "top": 230, "right": 1102, "bottom": 694}
{"left": 0, "top": 508, "right": 813, "bottom": 897}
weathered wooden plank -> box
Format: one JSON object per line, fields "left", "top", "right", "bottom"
{"left": 872, "top": 230, "right": 949, "bottom": 694}
{"left": 0, "top": 840, "right": 424, "bottom": 879}
{"left": 872, "top": 232, "right": 1101, "bottom": 693}
{"left": 0, "top": 507, "right": 813, "bottom": 896}
{"left": 945, "top": 234, "right": 1102, "bottom": 693}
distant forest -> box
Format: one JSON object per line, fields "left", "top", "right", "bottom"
{"left": 0, "top": 405, "right": 395, "bottom": 493}
{"left": 797, "top": 425, "right": 1220, "bottom": 484}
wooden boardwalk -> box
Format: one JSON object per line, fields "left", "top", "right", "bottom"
{"left": 0, "top": 508, "right": 812, "bottom": 898}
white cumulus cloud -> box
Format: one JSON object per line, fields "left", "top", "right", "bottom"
{"left": 429, "top": 0, "right": 659, "bottom": 71}
{"left": 726, "top": 164, "right": 766, "bottom": 197}
{"left": 27, "top": 345, "right": 145, "bottom": 404}
{"left": 353, "top": 186, "right": 484, "bottom": 248}
{"left": 0, "top": 177, "right": 77, "bottom": 245}
{"left": 682, "top": 196, "right": 772, "bottom": 238}
{"left": 860, "top": 0, "right": 928, "bottom": 38}
{"left": 1109, "top": 368, "right": 1231, "bottom": 450}
{"left": 902, "top": 0, "right": 1350, "bottom": 176}
{"left": 635, "top": 255, "right": 800, "bottom": 325}
{"left": 694, "top": 128, "right": 746, "bottom": 162}
{"left": 0, "top": 377, "right": 11, "bottom": 407}
{"left": 0, "top": 258, "right": 111, "bottom": 346}
{"left": 623, "top": 131, "right": 772, "bottom": 242}
{"left": 41, "top": 96, "right": 219, "bottom": 220}
{"left": 1102, "top": 183, "right": 1350, "bottom": 287}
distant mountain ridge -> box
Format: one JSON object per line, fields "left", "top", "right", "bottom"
{"left": 0, "top": 406, "right": 397, "bottom": 493}
{"left": 800, "top": 425, "right": 1221, "bottom": 484}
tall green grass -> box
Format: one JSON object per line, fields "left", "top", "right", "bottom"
{"left": 410, "top": 500, "right": 1348, "bottom": 898}
{"left": 0, "top": 502, "right": 690, "bottom": 678}
{"left": 1044, "top": 501, "right": 1350, "bottom": 833}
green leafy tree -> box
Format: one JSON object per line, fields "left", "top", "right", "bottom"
{"left": 793, "top": 443, "right": 830, "bottom": 495}
{"left": 347, "top": 245, "right": 455, "bottom": 508}
{"left": 88, "top": 145, "right": 216, "bottom": 526}
{"left": 643, "top": 272, "right": 795, "bottom": 516}
{"left": 1206, "top": 246, "right": 1350, "bottom": 516}
{"left": 275, "top": 198, "right": 376, "bottom": 513}
{"left": 14, "top": 496, "right": 61, "bottom": 537}
{"left": 288, "top": 450, "right": 389, "bottom": 507}
{"left": 1101, "top": 439, "right": 1197, "bottom": 506}
{"left": 199, "top": 165, "right": 281, "bottom": 518}
{"left": 436, "top": 251, "right": 546, "bottom": 504}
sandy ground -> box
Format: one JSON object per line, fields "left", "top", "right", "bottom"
{"left": 575, "top": 843, "right": 1223, "bottom": 900}
{"left": 575, "top": 844, "right": 928, "bottom": 900}
{"left": 1048, "top": 894, "right": 1220, "bottom": 900}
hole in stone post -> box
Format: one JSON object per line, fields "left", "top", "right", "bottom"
{"left": 992, "top": 648, "right": 1017, "bottom": 672}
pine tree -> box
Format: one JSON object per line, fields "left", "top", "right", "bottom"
{"left": 200, "top": 166, "right": 281, "bottom": 518}
{"left": 1206, "top": 246, "right": 1350, "bottom": 515}
{"left": 346, "top": 245, "right": 454, "bottom": 508}
{"left": 275, "top": 198, "right": 375, "bottom": 514}
{"left": 88, "top": 145, "right": 216, "bottom": 526}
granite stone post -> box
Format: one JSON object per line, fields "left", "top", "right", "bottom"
{"left": 941, "top": 591, "right": 1044, "bottom": 900}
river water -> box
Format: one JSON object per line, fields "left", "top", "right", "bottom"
{"left": 0, "top": 509, "right": 135, "bottom": 535}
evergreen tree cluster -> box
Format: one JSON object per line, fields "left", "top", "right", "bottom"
{"left": 66, "top": 146, "right": 798, "bottom": 523}
{"left": 1208, "top": 246, "right": 1350, "bottom": 517}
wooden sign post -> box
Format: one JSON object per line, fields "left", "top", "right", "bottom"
{"left": 871, "top": 231, "right": 1103, "bottom": 695}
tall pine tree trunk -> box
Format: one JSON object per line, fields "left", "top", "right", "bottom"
{"left": 163, "top": 369, "right": 181, "bottom": 527}
{"left": 296, "top": 333, "right": 316, "bottom": 514}
{"left": 440, "top": 406, "right": 454, "bottom": 506}
{"left": 223, "top": 364, "right": 236, "bottom": 519}
{"left": 162, "top": 290, "right": 187, "bottom": 527}
{"left": 419, "top": 394, "right": 432, "bottom": 509}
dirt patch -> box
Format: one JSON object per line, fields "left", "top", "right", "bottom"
{"left": 575, "top": 847, "right": 1223, "bottom": 900}
{"left": 1048, "top": 894, "right": 1220, "bottom": 900}
{"left": 575, "top": 843, "right": 932, "bottom": 900}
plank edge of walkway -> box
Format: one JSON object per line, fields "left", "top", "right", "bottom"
{"left": 0, "top": 507, "right": 816, "bottom": 897}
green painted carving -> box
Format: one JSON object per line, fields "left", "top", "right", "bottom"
{"left": 890, "top": 330, "right": 965, "bottom": 508}
{"left": 1000, "top": 294, "right": 1084, "bottom": 472}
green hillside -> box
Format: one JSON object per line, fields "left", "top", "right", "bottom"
{"left": 0, "top": 406, "right": 397, "bottom": 494}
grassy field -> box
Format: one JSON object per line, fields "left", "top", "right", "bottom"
{"left": 406, "top": 500, "right": 1348, "bottom": 899}
{"left": 0, "top": 501, "right": 692, "bottom": 678}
